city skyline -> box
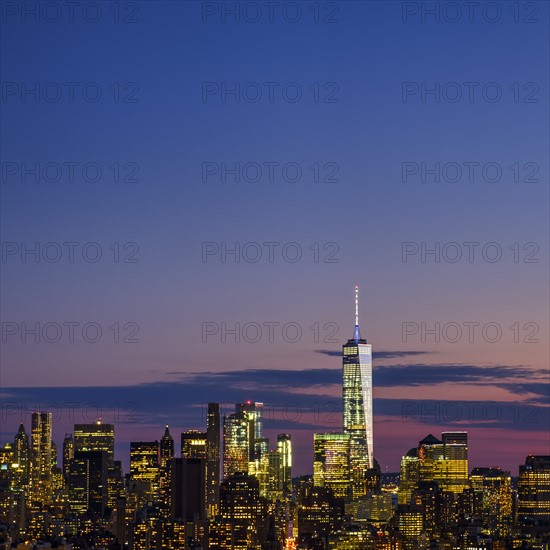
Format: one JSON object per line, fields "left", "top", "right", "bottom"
{"left": 1, "top": 1, "right": 548, "bottom": 546}
{"left": 1, "top": 286, "right": 546, "bottom": 477}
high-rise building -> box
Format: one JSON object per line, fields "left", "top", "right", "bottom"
{"left": 223, "top": 402, "right": 267, "bottom": 480}
{"left": 13, "top": 423, "right": 30, "bottom": 489}
{"left": 63, "top": 433, "right": 74, "bottom": 477}
{"left": 470, "top": 467, "right": 513, "bottom": 536}
{"left": 277, "top": 433, "right": 292, "bottom": 497}
{"left": 399, "top": 447, "right": 420, "bottom": 505}
{"left": 67, "top": 450, "right": 108, "bottom": 517}
{"left": 206, "top": 402, "right": 221, "bottom": 517}
{"left": 214, "top": 472, "right": 267, "bottom": 550}
{"left": 172, "top": 456, "right": 208, "bottom": 547}
{"left": 74, "top": 421, "right": 117, "bottom": 509}
{"left": 313, "top": 433, "right": 350, "bottom": 498}
{"left": 342, "top": 286, "right": 373, "bottom": 499}
{"left": 518, "top": 455, "right": 550, "bottom": 522}
{"left": 296, "top": 480, "right": 345, "bottom": 548}
{"left": 441, "top": 431, "right": 468, "bottom": 493}
{"left": 30, "top": 411, "right": 53, "bottom": 505}
{"left": 160, "top": 425, "right": 174, "bottom": 468}
{"left": 159, "top": 426, "right": 174, "bottom": 517}
{"left": 74, "top": 421, "right": 115, "bottom": 461}
{"left": 130, "top": 441, "right": 160, "bottom": 499}
{"left": 238, "top": 401, "right": 266, "bottom": 461}
{"left": 223, "top": 410, "right": 250, "bottom": 478}
{"left": 181, "top": 430, "right": 207, "bottom": 459}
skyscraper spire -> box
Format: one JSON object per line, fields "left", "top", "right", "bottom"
{"left": 353, "top": 285, "right": 362, "bottom": 341}
{"left": 355, "top": 285, "right": 359, "bottom": 326}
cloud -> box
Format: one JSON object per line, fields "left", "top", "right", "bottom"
{"left": 2, "top": 362, "right": 548, "bottom": 436}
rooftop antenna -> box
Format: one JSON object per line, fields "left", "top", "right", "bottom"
{"left": 355, "top": 285, "right": 359, "bottom": 327}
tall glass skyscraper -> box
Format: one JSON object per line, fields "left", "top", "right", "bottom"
{"left": 342, "top": 286, "right": 373, "bottom": 498}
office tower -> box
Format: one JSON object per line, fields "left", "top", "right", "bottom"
{"left": 130, "top": 441, "right": 160, "bottom": 500}
{"left": 181, "top": 430, "right": 207, "bottom": 459}
{"left": 296, "top": 480, "right": 345, "bottom": 548}
{"left": 398, "top": 509, "right": 424, "bottom": 548}
{"left": 223, "top": 411, "right": 250, "bottom": 478}
{"left": 470, "top": 467, "right": 513, "bottom": 536}
{"left": 74, "top": 421, "right": 116, "bottom": 509}
{"left": 159, "top": 426, "right": 174, "bottom": 517}
{"left": 206, "top": 402, "right": 221, "bottom": 517}
{"left": 313, "top": 433, "right": 350, "bottom": 498}
{"left": 399, "top": 448, "right": 420, "bottom": 505}
{"left": 222, "top": 401, "right": 266, "bottom": 480}
{"left": 417, "top": 432, "right": 468, "bottom": 495}
{"left": 518, "top": 455, "right": 550, "bottom": 522}
{"left": 160, "top": 425, "right": 174, "bottom": 467}
{"left": 172, "top": 457, "right": 206, "bottom": 520}
{"left": 238, "top": 401, "right": 266, "bottom": 461}
{"left": 277, "top": 433, "right": 292, "bottom": 497}
{"left": 30, "top": 411, "right": 53, "bottom": 505}
{"left": 441, "top": 431, "right": 468, "bottom": 493}
{"left": 63, "top": 433, "right": 74, "bottom": 477}
{"left": 74, "top": 420, "right": 115, "bottom": 460}
{"left": 343, "top": 286, "right": 373, "bottom": 499}
{"left": 215, "top": 472, "right": 267, "bottom": 550}
{"left": 13, "top": 423, "right": 30, "bottom": 488}
{"left": 67, "top": 450, "right": 108, "bottom": 517}
{"left": 412, "top": 481, "right": 443, "bottom": 536}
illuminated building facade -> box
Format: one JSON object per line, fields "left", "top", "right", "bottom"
{"left": 67, "top": 450, "right": 108, "bottom": 517}
{"left": 343, "top": 286, "right": 374, "bottom": 499}
{"left": 181, "top": 429, "right": 207, "bottom": 459}
{"left": 313, "top": 432, "right": 350, "bottom": 498}
{"left": 277, "top": 433, "right": 292, "bottom": 497}
{"left": 13, "top": 423, "right": 30, "bottom": 490}
{"left": 223, "top": 409, "right": 250, "bottom": 478}
{"left": 215, "top": 472, "right": 267, "bottom": 550}
{"left": 206, "top": 402, "right": 221, "bottom": 517}
{"left": 74, "top": 421, "right": 115, "bottom": 461}
{"left": 130, "top": 441, "right": 160, "bottom": 499}
{"left": 296, "top": 481, "right": 345, "bottom": 548}
{"left": 30, "top": 411, "right": 53, "bottom": 505}
{"left": 62, "top": 433, "right": 74, "bottom": 477}
{"left": 159, "top": 425, "right": 174, "bottom": 518}
{"left": 518, "top": 455, "right": 550, "bottom": 522}
{"left": 470, "top": 467, "right": 513, "bottom": 536}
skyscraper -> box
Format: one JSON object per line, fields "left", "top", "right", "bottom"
{"left": 181, "top": 430, "right": 207, "bottom": 459}
{"left": 277, "top": 433, "right": 292, "bottom": 497}
{"left": 470, "top": 467, "right": 513, "bottom": 536}
{"left": 441, "top": 431, "right": 468, "bottom": 493}
{"left": 159, "top": 426, "right": 174, "bottom": 517}
{"left": 342, "top": 286, "right": 373, "bottom": 498}
{"left": 13, "top": 423, "right": 30, "bottom": 488}
{"left": 518, "top": 455, "right": 550, "bottom": 522}
{"left": 160, "top": 425, "right": 174, "bottom": 468}
{"left": 313, "top": 433, "right": 350, "bottom": 499}
{"left": 62, "top": 433, "right": 74, "bottom": 477}
{"left": 215, "top": 472, "right": 267, "bottom": 550}
{"left": 223, "top": 411, "right": 249, "bottom": 478}
{"left": 30, "top": 411, "right": 53, "bottom": 505}
{"left": 130, "top": 441, "right": 160, "bottom": 499}
{"left": 74, "top": 421, "right": 115, "bottom": 461}
{"left": 206, "top": 402, "right": 221, "bottom": 517}
{"left": 67, "top": 450, "right": 109, "bottom": 517}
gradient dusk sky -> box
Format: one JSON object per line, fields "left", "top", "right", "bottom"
{"left": 1, "top": 0, "right": 549, "bottom": 475}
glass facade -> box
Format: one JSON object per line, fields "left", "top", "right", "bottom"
{"left": 343, "top": 333, "right": 373, "bottom": 498}
{"left": 313, "top": 433, "right": 350, "bottom": 498}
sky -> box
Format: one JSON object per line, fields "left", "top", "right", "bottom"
{"left": 1, "top": 0, "right": 549, "bottom": 475}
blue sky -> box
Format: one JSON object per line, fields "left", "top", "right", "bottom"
{"left": 1, "top": 1, "right": 548, "bottom": 473}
